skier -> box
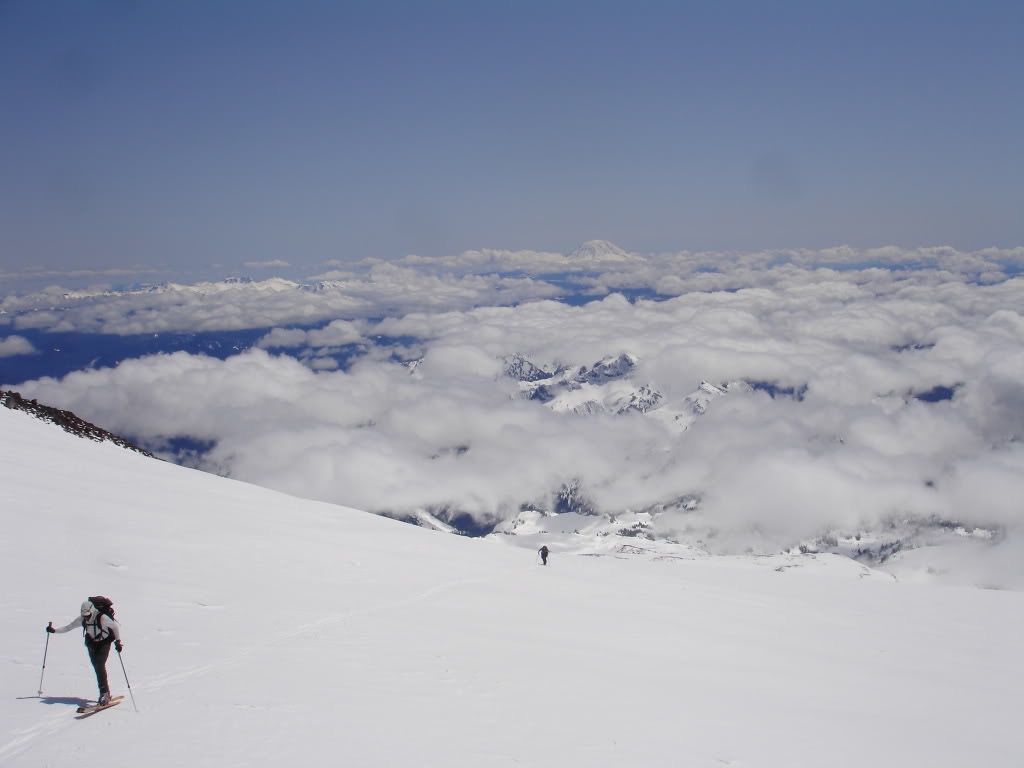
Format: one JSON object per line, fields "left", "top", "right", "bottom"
{"left": 46, "top": 600, "right": 123, "bottom": 706}
{"left": 539, "top": 545, "right": 549, "bottom": 565}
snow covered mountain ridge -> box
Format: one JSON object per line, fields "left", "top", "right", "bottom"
{"left": 503, "top": 351, "right": 748, "bottom": 423}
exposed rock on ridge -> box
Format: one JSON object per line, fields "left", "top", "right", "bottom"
{"left": 1, "top": 390, "right": 155, "bottom": 457}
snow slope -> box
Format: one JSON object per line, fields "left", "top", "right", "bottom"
{"left": 2, "top": 407, "right": 1022, "bottom": 767}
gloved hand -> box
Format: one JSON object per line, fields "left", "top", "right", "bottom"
{"left": 115, "top": 640, "right": 123, "bottom": 652}
{"left": 46, "top": 624, "right": 55, "bottom": 633}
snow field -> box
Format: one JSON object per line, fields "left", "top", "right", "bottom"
{"left": 2, "top": 407, "right": 1022, "bottom": 767}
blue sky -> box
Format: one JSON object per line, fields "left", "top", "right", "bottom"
{"left": 1, "top": 0, "right": 1021, "bottom": 278}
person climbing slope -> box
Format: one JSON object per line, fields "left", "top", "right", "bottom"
{"left": 47, "top": 597, "right": 123, "bottom": 706}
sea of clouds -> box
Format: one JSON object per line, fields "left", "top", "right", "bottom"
{"left": 3, "top": 244, "right": 1023, "bottom": 586}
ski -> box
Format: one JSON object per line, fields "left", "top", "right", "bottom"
{"left": 75, "top": 696, "right": 124, "bottom": 718}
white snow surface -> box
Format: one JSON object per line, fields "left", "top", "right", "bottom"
{"left": 2, "top": 407, "right": 1022, "bottom": 767}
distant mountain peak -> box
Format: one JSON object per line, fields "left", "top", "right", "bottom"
{"left": 503, "top": 354, "right": 554, "bottom": 383}
{"left": 580, "top": 353, "right": 638, "bottom": 384}
{"left": 568, "top": 240, "right": 632, "bottom": 262}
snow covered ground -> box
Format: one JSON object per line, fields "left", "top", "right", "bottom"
{"left": 2, "top": 406, "right": 1022, "bottom": 767}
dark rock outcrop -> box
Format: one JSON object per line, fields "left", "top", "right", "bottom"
{"left": 1, "top": 390, "right": 154, "bottom": 457}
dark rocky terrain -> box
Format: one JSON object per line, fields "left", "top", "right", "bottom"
{"left": 1, "top": 390, "right": 154, "bottom": 457}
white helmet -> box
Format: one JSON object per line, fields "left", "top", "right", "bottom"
{"left": 80, "top": 600, "right": 96, "bottom": 618}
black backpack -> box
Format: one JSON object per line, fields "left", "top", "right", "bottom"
{"left": 89, "top": 596, "right": 115, "bottom": 620}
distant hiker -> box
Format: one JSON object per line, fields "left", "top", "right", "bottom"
{"left": 539, "top": 545, "right": 549, "bottom": 566}
{"left": 47, "top": 598, "right": 122, "bottom": 706}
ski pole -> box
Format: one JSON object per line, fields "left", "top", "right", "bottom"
{"left": 38, "top": 622, "right": 52, "bottom": 695}
{"left": 117, "top": 649, "right": 139, "bottom": 712}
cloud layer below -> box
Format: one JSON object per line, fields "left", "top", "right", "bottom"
{"left": 3, "top": 243, "right": 1022, "bottom": 336}
{"left": 7, "top": 244, "right": 1024, "bottom": 587}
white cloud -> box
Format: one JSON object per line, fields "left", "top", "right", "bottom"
{"left": 306, "top": 356, "right": 340, "bottom": 371}
{"left": 0, "top": 266, "right": 168, "bottom": 284}
{"left": 255, "top": 328, "right": 311, "bottom": 349}
{"left": 387, "top": 248, "right": 570, "bottom": 274}
{"left": 257, "top": 320, "right": 367, "bottom": 350}
{"left": 3, "top": 270, "right": 562, "bottom": 335}
{"left": 0, "top": 335, "right": 37, "bottom": 357}
{"left": 4, "top": 244, "right": 1023, "bottom": 337}
{"left": 243, "top": 259, "right": 292, "bottom": 269}
{"left": 11, "top": 247, "right": 1024, "bottom": 587}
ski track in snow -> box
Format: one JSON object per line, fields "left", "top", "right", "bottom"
{"left": 0, "top": 703, "right": 77, "bottom": 763}
{"left": 147, "top": 576, "right": 488, "bottom": 690}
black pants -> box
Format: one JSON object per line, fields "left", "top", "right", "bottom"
{"left": 86, "top": 640, "right": 112, "bottom": 696}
